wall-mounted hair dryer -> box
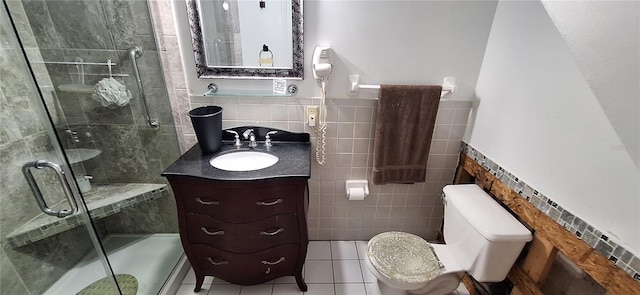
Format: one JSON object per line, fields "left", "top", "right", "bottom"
{"left": 312, "top": 46, "right": 333, "bottom": 82}
{"left": 311, "top": 46, "right": 332, "bottom": 165}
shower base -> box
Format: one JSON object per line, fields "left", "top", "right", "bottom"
{"left": 45, "top": 234, "right": 184, "bottom": 295}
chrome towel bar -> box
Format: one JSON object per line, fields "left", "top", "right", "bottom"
{"left": 348, "top": 75, "right": 457, "bottom": 99}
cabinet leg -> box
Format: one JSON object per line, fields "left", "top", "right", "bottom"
{"left": 193, "top": 274, "right": 204, "bottom": 292}
{"left": 295, "top": 274, "right": 308, "bottom": 291}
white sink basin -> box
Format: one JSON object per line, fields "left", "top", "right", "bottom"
{"left": 65, "top": 148, "right": 102, "bottom": 164}
{"left": 209, "top": 150, "right": 279, "bottom": 171}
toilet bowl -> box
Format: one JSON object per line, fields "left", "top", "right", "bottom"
{"left": 365, "top": 232, "right": 462, "bottom": 295}
{"left": 365, "top": 184, "right": 532, "bottom": 295}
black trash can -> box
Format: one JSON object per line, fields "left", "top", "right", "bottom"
{"left": 188, "top": 106, "right": 223, "bottom": 154}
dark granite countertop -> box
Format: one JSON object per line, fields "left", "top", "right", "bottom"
{"left": 162, "top": 128, "right": 311, "bottom": 181}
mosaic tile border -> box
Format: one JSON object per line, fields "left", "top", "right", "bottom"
{"left": 461, "top": 142, "right": 640, "bottom": 282}
{"left": 5, "top": 184, "right": 169, "bottom": 248}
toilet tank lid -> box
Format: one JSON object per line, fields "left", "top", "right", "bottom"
{"left": 444, "top": 184, "right": 532, "bottom": 242}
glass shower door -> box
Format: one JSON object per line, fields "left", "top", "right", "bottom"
{"left": 0, "top": 2, "right": 122, "bottom": 294}
{"left": 4, "top": 0, "right": 185, "bottom": 292}
{"left": 4, "top": 0, "right": 185, "bottom": 293}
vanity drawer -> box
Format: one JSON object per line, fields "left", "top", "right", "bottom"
{"left": 192, "top": 244, "right": 300, "bottom": 285}
{"left": 178, "top": 178, "right": 304, "bottom": 222}
{"left": 186, "top": 212, "right": 300, "bottom": 253}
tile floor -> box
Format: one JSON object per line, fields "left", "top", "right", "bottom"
{"left": 176, "top": 241, "right": 469, "bottom": 295}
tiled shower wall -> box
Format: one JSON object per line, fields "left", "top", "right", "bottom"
{"left": 13, "top": 0, "right": 181, "bottom": 235}
{"left": 16, "top": 0, "right": 181, "bottom": 185}
{"left": 1, "top": 1, "right": 181, "bottom": 294}
{"left": 149, "top": 1, "right": 473, "bottom": 241}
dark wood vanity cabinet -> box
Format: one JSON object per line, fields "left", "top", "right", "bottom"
{"left": 166, "top": 176, "right": 309, "bottom": 292}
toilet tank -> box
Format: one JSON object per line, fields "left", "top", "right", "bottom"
{"left": 442, "top": 184, "right": 532, "bottom": 282}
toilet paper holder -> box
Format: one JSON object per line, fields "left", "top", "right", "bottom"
{"left": 345, "top": 180, "right": 369, "bottom": 200}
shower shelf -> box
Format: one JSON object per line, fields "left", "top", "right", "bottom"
{"left": 5, "top": 183, "right": 169, "bottom": 248}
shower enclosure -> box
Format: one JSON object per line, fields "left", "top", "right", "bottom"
{"left": 1, "top": 0, "right": 184, "bottom": 294}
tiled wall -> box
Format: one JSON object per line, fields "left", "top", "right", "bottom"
{"left": 461, "top": 142, "right": 640, "bottom": 283}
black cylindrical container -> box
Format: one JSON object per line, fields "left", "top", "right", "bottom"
{"left": 188, "top": 106, "right": 223, "bottom": 154}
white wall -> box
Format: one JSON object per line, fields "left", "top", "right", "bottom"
{"left": 175, "top": 0, "right": 498, "bottom": 100}
{"left": 468, "top": 0, "right": 640, "bottom": 254}
{"left": 541, "top": 0, "right": 640, "bottom": 168}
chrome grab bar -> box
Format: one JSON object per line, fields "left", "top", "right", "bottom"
{"left": 22, "top": 160, "right": 78, "bottom": 218}
{"left": 129, "top": 47, "right": 159, "bottom": 128}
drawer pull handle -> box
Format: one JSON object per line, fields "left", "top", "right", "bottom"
{"left": 260, "top": 228, "right": 284, "bottom": 236}
{"left": 201, "top": 227, "right": 224, "bottom": 236}
{"left": 196, "top": 198, "right": 220, "bottom": 205}
{"left": 261, "top": 257, "right": 285, "bottom": 265}
{"left": 207, "top": 257, "right": 229, "bottom": 266}
{"left": 256, "top": 199, "right": 283, "bottom": 206}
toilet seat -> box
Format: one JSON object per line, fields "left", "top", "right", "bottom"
{"left": 367, "top": 232, "right": 445, "bottom": 285}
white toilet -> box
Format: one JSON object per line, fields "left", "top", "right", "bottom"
{"left": 365, "top": 184, "right": 532, "bottom": 295}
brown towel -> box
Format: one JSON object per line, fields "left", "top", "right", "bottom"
{"left": 372, "top": 85, "right": 442, "bottom": 185}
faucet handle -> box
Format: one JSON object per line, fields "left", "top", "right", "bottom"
{"left": 226, "top": 130, "right": 242, "bottom": 147}
{"left": 242, "top": 128, "right": 257, "bottom": 148}
{"left": 264, "top": 131, "right": 278, "bottom": 147}
{"left": 242, "top": 128, "right": 254, "bottom": 139}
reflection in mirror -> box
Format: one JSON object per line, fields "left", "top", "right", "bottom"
{"left": 186, "top": 0, "right": 303, "bottom": 79}
{"left": 200, "top": 0, "right": 293, "bottom": 68}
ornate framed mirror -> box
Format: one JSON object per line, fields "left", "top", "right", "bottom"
{"left": 185, "top": 0, "right": 303, "bottom": 79}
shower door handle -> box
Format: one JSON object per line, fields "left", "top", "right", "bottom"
{"left": 22, "top": 160, "right": 78, "bottom": 218}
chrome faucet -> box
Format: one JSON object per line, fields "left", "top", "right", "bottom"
{"left": 226, "top": 130, "right": 242, "bottom": 147}
{"left": 242, "top": 129, "right": 257, "bottom": 148}
{"left": 264, "top": 131, "right": 278, "bottom": 147}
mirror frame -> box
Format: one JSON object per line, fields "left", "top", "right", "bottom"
{"left": 185, "top": 0, "right": 303, "bottom": 79}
